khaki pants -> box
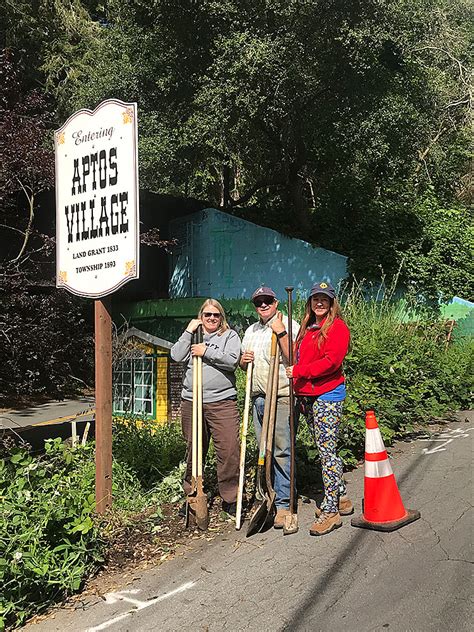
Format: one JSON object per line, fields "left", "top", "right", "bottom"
{"left": 181, "top": 398, "right": 240, "bottom": 503}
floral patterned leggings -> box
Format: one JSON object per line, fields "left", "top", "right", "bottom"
{"left": 304, "top": 399, "right": 346, "bottom": 514}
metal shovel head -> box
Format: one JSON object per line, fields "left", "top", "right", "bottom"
{"left": 246, "top": 490, "right": 276, "bottom": 537}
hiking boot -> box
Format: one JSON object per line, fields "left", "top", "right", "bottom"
{"left": 309, "top": 512, "right": 342, "bottom": 536}
{"left": 221, "top": 501, "right": 237, "bottom": 517}
{"left": 315, "top": 496, "right": 354, "bottom": 518}
{"left": 273, "top": 508, "right": 290, "bottom": 529}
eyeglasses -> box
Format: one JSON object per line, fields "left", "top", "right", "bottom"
{"left": 202, "top": 312, "right": 221, "bottom": 318}
{"left": 253, "top": 298, "right": 275, "bottom": 307}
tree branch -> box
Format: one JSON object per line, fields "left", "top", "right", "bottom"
{"left": 11, "top": 180, "right": 35, "bottom": 263}
{"left": 228, "top": 179, "right": 284, "bottom": 207}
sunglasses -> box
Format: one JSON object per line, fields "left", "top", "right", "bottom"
{"left": 253, "top": 298, "right": 275, "bottom": 307}
{"left": 202, "top": 311, "right": 221, "bottom": 318}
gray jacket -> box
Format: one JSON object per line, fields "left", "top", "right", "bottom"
{"left": 170, "top": 328, "right": 241, "bottom": 403}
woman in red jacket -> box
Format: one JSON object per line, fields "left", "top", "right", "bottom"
{"left": 286, "top": 282, "right": 353, "bottom": 536}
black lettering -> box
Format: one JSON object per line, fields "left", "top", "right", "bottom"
{"left": 109, "top": 147, "right": 118, "bottom": 185}
{"left": 71, "top": 159, "right": 81, "bottom": 195}
{"left": 119, "top": 192, "right": 129, "bottom": 233}
{"left": 99, "top": 150, "right": 107, "bottom": 188}
{"left": 110, "top": 194, "right": 119, "bottom": 235}
{"left": 81, "top": 156, "right": 90, "bottom": 193}
{"left": 80, "top": 201, "right": 88, "bottom": 240}
{"left": 90, "top": 153, "right": 98, "bottom": 191}
{"left": 99, "top": 196, "right": 109, "bottom": 237}
{"left": 65, "top": 205, "right": 74, "bottom": 243}
{"left": 72, "top": 203, "right": 80, "bottom": 241}
{"left": 89, "top": 199, "right": 98, "bottom": 239}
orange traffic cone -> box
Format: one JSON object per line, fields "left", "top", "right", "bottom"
{"left": 351, "top": 410, "right": 420, "bottom": 531}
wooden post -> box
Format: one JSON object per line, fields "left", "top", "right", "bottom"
{"left": 95, "top": 297, "right": 112, "bottom": 513}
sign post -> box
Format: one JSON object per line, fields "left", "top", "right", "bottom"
{"left": 95, "top": 296, "right": 112, "bottom": 512}
{"left": 55, "top": 99, "right": 139, "bottom": 513}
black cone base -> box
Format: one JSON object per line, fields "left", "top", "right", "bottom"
{"left": 351, "top": 508, "right": 421, "bottom": 532}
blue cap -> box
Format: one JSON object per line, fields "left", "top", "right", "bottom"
{"left": 309, "top": 282, "right": 336, "bottom": 299}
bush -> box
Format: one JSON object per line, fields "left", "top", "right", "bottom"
{"left": 0, "top": 420, "right": 190, "bottom": 630}
{"left": 0, "top": 438, "right": 104, "bottom": 629}
{"left": 338, "top": 287, "right": 472, "bottom": 465}
{"left": 112, "top": 416, "right": 186, "bottom": 489}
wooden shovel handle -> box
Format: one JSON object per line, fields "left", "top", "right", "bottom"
{"left": 236, "top": 362, "right": 253, "bottom": 530}
{"left": 285, "top": 286, "right": 297, "bottom": 516}
{"left": 196, "top": 326, "right": 203, "bottom": 478}
{"left": 191, "top": 331, "right": 198, "bottom": 482}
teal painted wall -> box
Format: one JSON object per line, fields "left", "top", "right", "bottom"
{"left": 169, "top": 208, "right": 348, "bottom": 300}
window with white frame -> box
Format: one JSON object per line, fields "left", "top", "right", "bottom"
{"left": 113, "top": 355, "right": 154, "bottom": 417}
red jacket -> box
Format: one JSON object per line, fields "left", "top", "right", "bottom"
{"left": 292, "top": 318, "right": 350, "bottom": 397}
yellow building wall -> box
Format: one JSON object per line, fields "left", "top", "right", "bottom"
{"left": 155, "top": 355, "right": 168, "bottom": 421}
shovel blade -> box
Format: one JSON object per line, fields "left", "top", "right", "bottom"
{"left": 187, "top": 493, "right": 209, "bottom": 531}
{"left": 246, "top": 491, "right": 276, "bottom": 537}
{"left": 283, "top": 513, "right": 299, "bottom": 535}
{"left": 246, "top": 500, "right": 268, "bottom": 537}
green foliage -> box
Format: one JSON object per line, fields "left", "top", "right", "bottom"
{"left": 401, "top": 197, "right": 474, "bottom": 302}
{"left": 0, "top": 438, "right": 104, "bottom": 629}
{"left": 0, "top": 420, "right": 189, "bottom": 629}
{"left": 2, "top": 1, "right": 471, "bottom": 298}
{"left": 112, "top": 416, "right": 186, "bottom": 489}
{"left": 340, "top": 287, "right": 473, "bottom": 463}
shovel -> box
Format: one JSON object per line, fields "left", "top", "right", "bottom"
{"left": 264, "top": 345, "right": 279, "bottom": 514}
{"left": 247, "top": 333, "right": 279, "bottom": 537}
{"left": 185, "top": 326, "right": 209, "bottom": 530}
{"left": 283, "top": 286, "right": 299, "bottom": 535}
{"left": 236, "top": 361, "right": 253, "bottom": 530}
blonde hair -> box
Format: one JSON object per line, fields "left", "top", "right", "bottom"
{"left": 198, "top": 299, "right": 229, "bottom": 335}
{"left": 295, "top": 297, "right": 344, "bottom": 349}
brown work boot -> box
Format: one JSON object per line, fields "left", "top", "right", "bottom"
{"left": 309, "top": 512, "right": 342, "bottom": 536}
{"left": 315, "top": 496, "right": 354, "bottom": 518}
{"left": 273, "top": 508, "right": 290, "bottom": 529}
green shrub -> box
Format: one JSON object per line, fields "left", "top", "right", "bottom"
{"left": 333, "top": 287, "right": 471, "bottom": 464}
{"left": 0, "top": 438, "right": 104, "bottom": 629}
{"left": 112, "top": 416, "right": 186, "bottom": 489}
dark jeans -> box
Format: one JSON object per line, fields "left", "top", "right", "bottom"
{"left": 181, "top": 398, "right": 240, "bottom": 503}
{"left": 252, "top": 395, "right": 295, "bottom": 509}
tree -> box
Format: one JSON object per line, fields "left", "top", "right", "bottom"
{"left": 1, "top": 0, "right": 472, "bottom": 301}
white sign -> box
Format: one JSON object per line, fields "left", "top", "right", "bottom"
{"left": 55, "top": 99, "right": 139, "bottom": 298}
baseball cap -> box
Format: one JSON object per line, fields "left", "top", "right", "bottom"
{"left": 251, "top": 286, "right": 277, "bottom": 303}
{"left": 309, "top": 282, "right": 336, "bottom": 299}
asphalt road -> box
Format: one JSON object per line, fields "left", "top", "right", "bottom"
{"left": 0, "top": 398, "right": 95, "bottom": 430}
{"left": 25, "top": 413, "right": 473, "bottom": 632}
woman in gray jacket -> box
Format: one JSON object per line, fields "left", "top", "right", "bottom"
{"left": 171, "top": 299, "right": 241, "bottom": 516}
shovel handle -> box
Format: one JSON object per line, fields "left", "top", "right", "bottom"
{"left": 285, "top": 286, "right": 297, "bottom": 517}
{"left": 191, "top": 331, "right": 198, "bottom": 482}
{"left": 236, "top": 362, "right": 253, "bottom": 530}
{"left": 196, "top": 326, "right": 203, "bottom": 477}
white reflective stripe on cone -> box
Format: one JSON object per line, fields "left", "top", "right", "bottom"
{"left": 365, "top": 458, "right": 393, "bottom": 478}
{"left": 365, "top": 428, "right": 386, "bottom": 453}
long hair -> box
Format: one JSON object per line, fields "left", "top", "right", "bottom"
{"left": 198, "top": 298, "right": 230, "bottom": 335}
{"left": 295, "top": 297, "right": 344, "bottom": 349}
